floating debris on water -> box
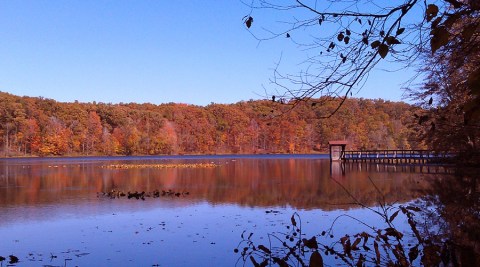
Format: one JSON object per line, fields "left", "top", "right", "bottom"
{"left": 101, "top": 163, "right": 218, "bottom": 169}
{"left": 98, "top": 189, "right": 190, "bottom": 200}
{"left": 9, "top": 255, "right": 19, "bottom": 264}
{"left": 0, "top": 254, "right": 19, "bottom": 265}
{"left": 2, "top": 249, "right": 90, "bottom": 266}
{"left": 265, "top": 210, "right": 281, "bottom": 214}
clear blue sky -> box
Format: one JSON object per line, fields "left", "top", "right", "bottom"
{"left": 0, "top": 0, "right": 412, "bottom": 106}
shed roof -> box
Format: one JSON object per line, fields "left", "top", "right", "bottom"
{"left": 328, "top": 140, "right": 348, "bottom": 145}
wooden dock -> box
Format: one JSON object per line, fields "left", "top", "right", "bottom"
{"left": 341, "top": 149, "right": 453, "bottom": 164}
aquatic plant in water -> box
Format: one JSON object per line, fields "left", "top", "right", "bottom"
{"left": 102, "top": 163, "right": 218, "bottom": 169}
{"left": 98, "top": 189, "right": 190, "bottom": 200}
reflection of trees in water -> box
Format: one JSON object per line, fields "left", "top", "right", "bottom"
{"left": 236, "top": 161, "right": 480, "bottom": 266}
{"left": 418, "top": 156, "right": 480, "bottom": 265}
{"left": 3, "top": 158, "right": 476, "bottom": 264}
{"left": 0, "top": 159, "right": 427, "bottom": 209}
{"left": 236, "top": 171, "right": 479, "bottom": 266}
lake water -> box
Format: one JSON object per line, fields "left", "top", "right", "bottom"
{"left": 0, "top": 155, "right": 432, "bottom": 266}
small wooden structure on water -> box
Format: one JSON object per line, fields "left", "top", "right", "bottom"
{"left": 328, "top": 140, "right": 348, "bottom": 161}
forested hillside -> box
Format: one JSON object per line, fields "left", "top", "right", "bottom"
{"left": 0, "top": 92, "right": 424, "bottom": 156}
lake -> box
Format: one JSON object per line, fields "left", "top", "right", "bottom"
{"left": 0, "top": 155, "right": 433, "bottom": 266}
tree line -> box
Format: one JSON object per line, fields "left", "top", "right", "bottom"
{"left": 0, "top": 91, "right": 424, "bottom": 157}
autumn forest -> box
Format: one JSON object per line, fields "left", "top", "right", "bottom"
{"left": 0, "top": 91, "right": 424, "bottom": 157}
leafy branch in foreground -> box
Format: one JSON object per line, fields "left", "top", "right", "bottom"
{"left": 235, "top": 175, "right": 457, "bottom": 266}
{"left": 235, "top": 204, "right": 442, "bottom": 267}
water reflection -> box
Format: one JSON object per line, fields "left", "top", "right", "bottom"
{"left": 331, "top": 161, "right": 452, "bottom": 176}
{"left": 0, "top": 156, "right": 427, "bottom": 212}
{"left": 0, "top": 156, "right": 432, "bottom": 266}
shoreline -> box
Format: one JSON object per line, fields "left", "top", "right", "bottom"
{"left": 0, "top": 152, "right": 330, "bottom": 160}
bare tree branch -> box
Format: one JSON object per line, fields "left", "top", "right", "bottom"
{"left": 243, "top": 0, "right": 478, "bottom": 117}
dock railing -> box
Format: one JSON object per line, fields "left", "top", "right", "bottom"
{"left": 342, "top": 149, "right": 453, "bottom": 164}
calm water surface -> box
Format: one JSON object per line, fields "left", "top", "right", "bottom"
{"left": 0, "top": 155, "right": 430, "bottom": 266}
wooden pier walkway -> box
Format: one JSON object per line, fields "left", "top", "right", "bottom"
{"left": 341, "top": 149, "right": 452, "bottom": 164}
